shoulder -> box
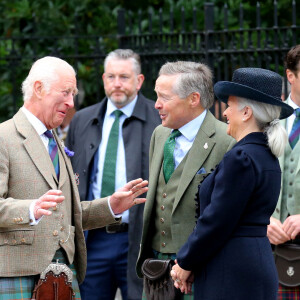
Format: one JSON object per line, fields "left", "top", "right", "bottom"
{"left": 73, "top": 102, "right": 102, "bottom": 121}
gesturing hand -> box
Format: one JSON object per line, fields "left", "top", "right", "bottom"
{"left": 33, "top": 190, "right": 65, "bottom": 220}
{"left": 109, "top": 178, "right": 148, "bottom": 214}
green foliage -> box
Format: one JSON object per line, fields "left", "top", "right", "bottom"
{"left": 0, "top": 0, "right": 297, "bottom": 122}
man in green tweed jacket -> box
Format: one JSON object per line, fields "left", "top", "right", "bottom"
{"left": 136, "top": 61, "right": 234, "bottom": 299}
{"left": 0, "top": 56, "right": 148, "bottom": 300}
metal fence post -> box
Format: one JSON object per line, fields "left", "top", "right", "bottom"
{"left": 117, "top": 9, "right": 126, "bottom": 48}
{"left": 204, "top": 3, "right": 214, "bottom": 70}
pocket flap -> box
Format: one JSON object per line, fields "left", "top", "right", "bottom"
{"left": 141, "top": 258, "right": 174, "bottom": 280}
{"left": 275, "top": 244, "right": 300, "bottom": 261}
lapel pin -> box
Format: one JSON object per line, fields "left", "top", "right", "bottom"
{"left": 204, "top": 143, "right": 208, "bottom": 149}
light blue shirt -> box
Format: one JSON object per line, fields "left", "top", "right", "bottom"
{"left": 287, "top": 94, "right": 299, "bottom": 134}
{"left": 173, "top": 110, "right": 207, "bottom": 169}
{"left": 91, "top": 96, "right": 138, "bottom": 223}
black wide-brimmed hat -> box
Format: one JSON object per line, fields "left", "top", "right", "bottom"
{"left": 214, "top": 68, "right": 293, "bottom": 119}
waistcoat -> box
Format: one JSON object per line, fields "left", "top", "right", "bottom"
{"left": 152, "top": 155, "right": 188, "bottom": 253}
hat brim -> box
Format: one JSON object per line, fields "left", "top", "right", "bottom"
{"left": 214, "top": 81, "right": 294, "bottom": 119}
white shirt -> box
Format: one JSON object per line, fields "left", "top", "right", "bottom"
{"left": 173, "top": 110, "right": 207, "bottom": 169}
{"left": 91, "top": 96, "right": 138, "bottom": 223}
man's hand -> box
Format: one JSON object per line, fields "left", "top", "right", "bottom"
{"left": 33, "top": 190, "right": 65, "bottom": 219}
{"left": 267, "top": 216, "right": 290, "bottom": 245}
{"left": 283, "top": 214, "right": 300, "bottom": 240}
{"left": 109, "top": 178, "right": 148, "bottom": 214}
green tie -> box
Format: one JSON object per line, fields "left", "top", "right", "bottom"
{"left": 101, "top": 110, "right": 123, "bottom": 197}
{"left": 163, "top": 129, "right": 182, "bottom": 183}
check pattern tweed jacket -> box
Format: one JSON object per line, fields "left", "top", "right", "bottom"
{"left": 0, "top": 109, "right": 118, "bottom": 284}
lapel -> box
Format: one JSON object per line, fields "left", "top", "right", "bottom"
{"left": 144, "top": 127, "right": 170, "bottom": 219}
{"left": 53, "top": 130, "right": 67, "bottom": 188}
{"left": 173, "top": 111, "right": 217, "bottom": 212}
{"left": 84, "top": 100, "right": 107, "bottom": 168}
{"left": 13, "top": 109, "right": 57, "bottom": 189}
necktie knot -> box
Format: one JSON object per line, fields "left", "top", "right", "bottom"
{"left": 44, "top": 130, "right": 54, "bottom": 139}
{"left": 169, "top": 129, "right": 181, "bottom": 140}
{"left": 113, "top": 110, "right": 123, "bottom": 119}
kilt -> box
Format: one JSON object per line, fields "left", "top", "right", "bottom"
{"left": 142, "top": 251, "right": 194, "bottom": 300}
{"left": 278, "top": 284, "right": 300, "bottom": 300}
{"left": 0, "top": 248, "right": 81, "bottom": 300}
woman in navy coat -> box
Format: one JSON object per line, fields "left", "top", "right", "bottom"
{"left": 171, "top": 68, "right": 294, "bottom": 300}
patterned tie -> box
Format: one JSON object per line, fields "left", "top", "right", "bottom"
{"left": 101, "top": 110, "right": 123, "bottom": 197}
{"left": 44, "top": 130, "right": 60, "bottom": 180}
{"left": 163, "top": 129, "right": 182, "bottom": 183}
{"left": 289, "top": 108, "right": 300, "bottom": 149}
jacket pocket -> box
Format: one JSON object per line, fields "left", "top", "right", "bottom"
{"left": 0, "top": 229, "right": 35, "bottom": 246}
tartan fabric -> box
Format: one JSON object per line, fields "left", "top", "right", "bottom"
{"left": 44, "top": 130, "right": 60, "bottom": 180}
{"left": 142, "top": 251, "right": 194, "bottom": 300}
{"left": 0, "top": 249, "right": 81, "bottom": 300}
{"left": 278, "top": 284, "right": 300, "bottom": 300}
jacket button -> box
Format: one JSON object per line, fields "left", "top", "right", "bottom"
{"left": 20, "top": 217, "right": 23, "bottom": 222}
{"left": 12, "top": 240, "right": 17, "bottom": 244}
{"left": 60, "top": 226, "right": 65, "bottom": 231}
{"left": 4, "top": 240, "right": 8, "bottom": 244}
{"left": 60, "top": 239, "right": 65, "bottom": 243}
{"left": 276, "top": 208, "right": 280, "bottom": 213}
{"left": 162, "top": 242, "right": 166, "bottom": 247}
{"left": 160, "top": 218, "right": 165, "bottom": 223}
{"left": 161, "top": 231, "right": 166, "bottom": 236}
{"left": 162, "top": 193, "right": 167, "bottom": 198}
{"left": 21, "top": 238, "right": 26, "bottom": 243}
{"left": 53, "top": 206, "right": 57, "bottom": 211}
{"left": 161, "top": 205, "right": 165, "bottom": 211}
{"left": 53, "top": 230, "right": 58, "bottom": 236}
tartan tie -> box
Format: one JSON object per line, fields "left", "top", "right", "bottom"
{"left": 289, "top": 108, "right": 300, "bottom": 149}
{"left": 101, "top": 110, "right": 123, "bottom": 197}
{"left": 44, "top": 130, "right": 60, "bottom": 180}
{"left": 163, "top": 129, "right": 182, "bottom": 183}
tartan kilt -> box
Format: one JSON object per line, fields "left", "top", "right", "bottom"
{"left": 141, "top": 251, "right": 194, "bottom": 300}
{"left": 0, "top": 249, "right": 81, "bottom": 300}
{"left": 278, "top": 283, "right": 300, "bottom": 300}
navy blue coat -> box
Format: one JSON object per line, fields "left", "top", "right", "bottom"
{"left": 177, "top": 132, "right": 279, "bottom": 300}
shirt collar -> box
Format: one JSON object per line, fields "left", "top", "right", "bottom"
{"left": 21, "top": 106, "right": 48, "bottom": 136}
{"left": 106, "top": 95, "right": 138, "bottom": 118}
{"left": 288, "top": 94, "right": 300, "bottom": 110}
{"left": 177, "top": 110, "right": 207, "bottom": 141}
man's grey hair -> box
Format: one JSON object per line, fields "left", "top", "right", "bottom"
{"left": 21, "top": 56, "right": 76, "bottom": 102}
{"left": 158, "top": 61, "right": 214, "bottom": 109}
{"left": 104, "top": 49, "right": 142, "bottom": 75}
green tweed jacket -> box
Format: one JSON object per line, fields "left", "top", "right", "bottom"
{"left": 136, "top": 110, "right": 234, "bottom": 277}
{"left": 0, "top": 109, "right": 117, "bottom": 284}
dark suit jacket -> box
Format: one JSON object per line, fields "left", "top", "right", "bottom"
{"left": 66, "top": 92, "right": 161, "bottom": 298}
{"left": 177, "top": 132, "right": 280, "bottom": 300}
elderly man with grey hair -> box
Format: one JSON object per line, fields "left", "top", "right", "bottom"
{"left": 136, "top": 61, "right": 234, "bottom": 299}
{"left": 0, "top": 56, "right": 149, "bottom": 300}
{"left": 66, "top": 49, "right": 161, "bottom": 300}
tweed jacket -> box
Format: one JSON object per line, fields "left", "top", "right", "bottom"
{"left": 0, "top": 109, "right": 117, "bottom": 284}
{"left": 136, "top": 110, "right": 234, "bottom": 276}
{"left": 273, "top": 118, "right": 300, "bottom": 220}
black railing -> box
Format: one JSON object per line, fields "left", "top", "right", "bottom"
{"left": 0, "top": 2, "right": 298, "bottom": 122}
{"left": 117, "top": 1, "right": 298, "bottom": 118}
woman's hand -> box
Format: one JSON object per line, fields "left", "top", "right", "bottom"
{"left": 170, "top": 260, "right": 194, "bottom": 294}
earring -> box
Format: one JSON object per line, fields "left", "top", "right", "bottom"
{"left": 242, "top": 118, "right": 245, "bottom": 121}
